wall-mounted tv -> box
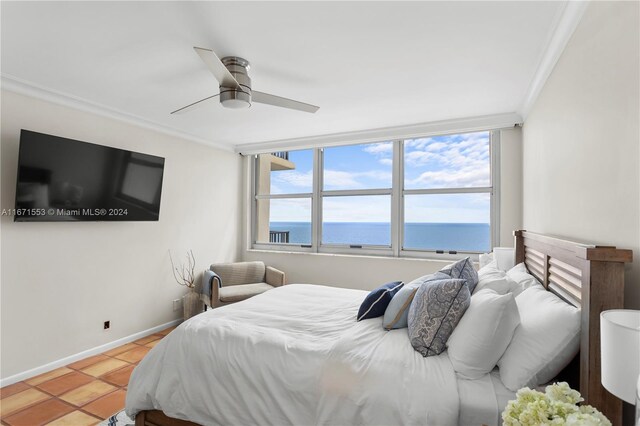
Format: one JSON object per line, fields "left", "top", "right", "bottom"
{"left": 14, "top": 130, "right": 165, "bottom": 222}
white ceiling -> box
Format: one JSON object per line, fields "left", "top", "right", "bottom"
{"left": 1, "top": 1, "right": 567, "bottom": 149}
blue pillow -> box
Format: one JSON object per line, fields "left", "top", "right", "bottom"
{"left": 440, "top": 257, "right": 479, "bottom": 293}
{"left": 382, "top": 272, "right": 450, "bottom": 329}
{"left": 357, "top": 281, "right": 404, "bottom": 321}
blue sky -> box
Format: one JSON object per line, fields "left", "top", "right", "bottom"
{"left": 268, "top": 132, "right": 490, "bottom": 223}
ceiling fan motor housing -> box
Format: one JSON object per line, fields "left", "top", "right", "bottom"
{"left": 220, "top": 56, "right": 251, "bottom": 109}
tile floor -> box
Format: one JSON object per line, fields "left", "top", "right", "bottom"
{"left": 0, "top": 325, "right": 176, "bottom": 426}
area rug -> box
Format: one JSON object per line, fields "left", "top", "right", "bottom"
{"left": 98, "top": 409, "right": 134, "bottom": 426}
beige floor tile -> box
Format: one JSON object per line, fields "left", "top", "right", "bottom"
{"left": 0, "top": 382, "right": 30, "bottom": 399}
{"left": 156, "top": 326, "right": 177, "bottom": 335}
{"left": 44, "top": 410, "right": 100, "bottom": 426}
{"left": 36, "top": 372, "right": 94, "bottom": 396}
{"left": 0, "top": 388, "right": 50, "bottom": 417}
{"left": 67, "top": 355, "right": 109, "bottom": 371}
{"left": 3, "top": 398, "right": 74, "bottom": 426}
{"left": 145, "top": 339, "right": 161, "bottom": 349}
{"left": 80, "top": 359, "right": 129, "bottom": 378}
{"left": 25, "top": 368, "right": 74, "bottom": 386}
{"left": 58, "top": 381, "right": 116, "bottom": 407}
{"left": 133, "top": 334, "right": 163, "bottom": 345}
{"left": 103, "top": 343, "right": 138, "bottom": 357}
{"left": 82, "top": 389, "right": 126, "bottom": 419}
{"left": 114, "top": 346, "right": 150, "bottom": 364}
{"left": 101, "top": 365, "right": 135, "bottom": 388}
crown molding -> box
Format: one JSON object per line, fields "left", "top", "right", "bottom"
{"left": 235, "top": 112, "right": 522, "bottom": 155}
{"left": 0, "top": 74, "right": 234, "bottom": 152}
{"left": 519, "top": 1, "right": 589, "bottom": 120}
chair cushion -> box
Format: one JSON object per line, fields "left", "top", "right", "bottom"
{"left": 211, "top": 261, "right": 266, "bottom": 286}
{"left": 219, "top": 282, "right": 274, "bottom": 303}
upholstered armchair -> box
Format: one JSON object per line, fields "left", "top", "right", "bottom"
{"left": 209, "top": 261, "right": 285, "bottom": 308}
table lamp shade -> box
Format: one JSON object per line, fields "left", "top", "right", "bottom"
{"left": 600, "top": 310, "right": 640, "bottom": 404}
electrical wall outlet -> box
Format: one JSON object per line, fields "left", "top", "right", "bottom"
{"left": 173, "top": 299, "right": 181, "bottom": 311}
{"left": 104, "top": 320, "right": 110, "bottom": 330}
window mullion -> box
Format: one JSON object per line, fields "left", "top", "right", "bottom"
{"left": 321, "top": 188, "right": 391, "bottom": 197}
{"left": 490, "top": 130, "right": 501, "bottom": 248}
{"left": 392, "top": 139, "right": 402, "bottom": 257}
{"left": 312, "top": 148, "right": 322, "bottom": 252}
{"left": 250, "top": 155, "right": 257, "bottom": 248}
{"left": 403, "top": 187, "right": 492, "bottom": 195}
{"left": 255, "top": 193, "right": 312, "bottom": 200}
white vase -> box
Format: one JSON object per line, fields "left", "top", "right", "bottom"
{"left": 182, "top": 290, "right": 200, "bottom": 321}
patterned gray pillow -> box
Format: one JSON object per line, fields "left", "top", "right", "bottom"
{"left": 408, "top": 278, "right": 471, "bottom": 357}
{"left": 440, "top": 257, "right": 479, "bottom": 293}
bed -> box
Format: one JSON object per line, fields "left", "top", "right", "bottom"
{"left": 127, "top": 231, "right": 631, "bottom": 425}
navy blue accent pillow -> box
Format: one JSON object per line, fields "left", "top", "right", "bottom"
{"left": 357, "top": 281, "right": 404, "bottom": 321}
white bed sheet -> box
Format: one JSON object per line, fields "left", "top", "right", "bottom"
{"left": 126, "top": 284, "right": 460, "bottom": 425}
{"left": 491, "top": 369, "right": 517, "bottom": 425}
{"left": 457, "top": 369, "right": 516, "bottom": 426}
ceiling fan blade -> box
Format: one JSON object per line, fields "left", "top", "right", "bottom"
{"left": 193, "top": 47, "right": 240, "bottom": 89}
{"left": 170, "top": 94, "right": 220, "bottom": 115}
{"left": 252, "top": 91, "right": 319, "bottom": 113}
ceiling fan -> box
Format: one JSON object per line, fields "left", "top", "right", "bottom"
{"left": 171, "top": 47, "right": 319, "bottom": 115}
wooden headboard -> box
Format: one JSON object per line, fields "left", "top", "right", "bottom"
{"left": 514, "top": 230, "right": 632, "bottom": 425}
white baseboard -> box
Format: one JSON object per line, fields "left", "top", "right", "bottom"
{"left": 0, "top": 319, "right": 182, "bottom": 387}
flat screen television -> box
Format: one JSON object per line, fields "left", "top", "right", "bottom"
{"left": 14, "top": 130, "right": 165, "bottom": 222}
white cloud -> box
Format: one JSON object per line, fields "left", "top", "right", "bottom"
{"left": 324, "top": 170, "right": 362, "bottom": 188}
{"left": 404, "top": 132, "right": 491, "bottom": 189}
{"left": 325, "top": 169, "right": 391, "bottom": 189}
{"left": 379, "top": 158, "right": 393, "bottom": 166}
{"left": 363, "top": 142, "right": 393, "bottom": 155}
{"left": 271, "top": 170, "right": 313, "bottom": 190}
{"left": 404, "top": 193, "right": 490, "bottom": 223}
{"left": 407, "top": 166, "right": 490, "bottom": 188}
{"left": 271, "top": 168, "right": 392, "bottom": 192}
{"left": 269, "top": 198, "right": 311, "bottom": 222}
{"left": 323, "top": 196, "right": 390, "bottom": 222}
{"left": 425, "top": 141, "right": 447, "bottom": 152}
{"left": 405, "top": 150, "right": 439, "bottom": 165}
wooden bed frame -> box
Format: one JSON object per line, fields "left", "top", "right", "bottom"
{"left": 136, "top": 230, "right": 632, "bottom": 426}
{"left": 514, "top": 230, "right": 631, "bottom": 425}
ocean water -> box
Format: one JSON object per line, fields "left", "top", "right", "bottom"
{"left": 269, "top": 222, "right": 490, "bottom": 252}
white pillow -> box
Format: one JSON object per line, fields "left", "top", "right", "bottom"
{"left": 478, "top": 259, "right": 503, "bottom": 280}
{"left": 506, "top": 262, "right": 542, "bottom": 296}
{"left": 479, "top": 252, "right": 494, "bottom": 268}
{"left": 476, "top": 276, "right": 519, "bottom": 295}
{"left": 497, "top": 286, "right": 581, "bottom": 391}
{"left": 475, "top": 261, "right": 519, "bottom": 295}
{"left": 447, "top": 289, "right": 520, "bottom": 379}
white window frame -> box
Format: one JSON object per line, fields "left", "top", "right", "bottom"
{"left": 250, "top": 130, "right": 500, "bottom": 260}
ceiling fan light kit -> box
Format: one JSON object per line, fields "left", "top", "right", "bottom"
{"left": 170, "top": 47, "right": 319, "bottom": 115}
{"left": 219, "top": 56, "right": 252, "bottom": 109}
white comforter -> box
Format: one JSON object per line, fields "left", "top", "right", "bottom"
{"left": 126, "top": 284, "right": 460, "bottom": 425}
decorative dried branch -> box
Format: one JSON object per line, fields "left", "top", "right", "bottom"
{"left": 169, "top": 250, "right": 196, "bottom": 289}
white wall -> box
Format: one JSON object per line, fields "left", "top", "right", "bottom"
{"left": 522, "top": 1, "right": 640, "bottom": 308}
{"left": 243, "top": 128, "right": 523, "bottom": 290}
{"left": 0, "top": 90, "right": 242, "bottom": 378}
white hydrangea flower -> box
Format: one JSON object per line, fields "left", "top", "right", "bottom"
{"left": 501, "top": 382, "right": 611, "bottom": 426}
{"left": 546, "top": 382, "right": 584, "bottom": 404}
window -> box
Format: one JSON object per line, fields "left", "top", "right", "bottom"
{"left": 403, "top": 132, "right": 492, "bottom": 253}
{"left": 322, "top": 143, "right": 393, "bottom": 249}
{"left": 252, "top": 131, "right": 497, "bottom": 257}
{"left": 254, "top": 149, "right": 313, "bottom": 246}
